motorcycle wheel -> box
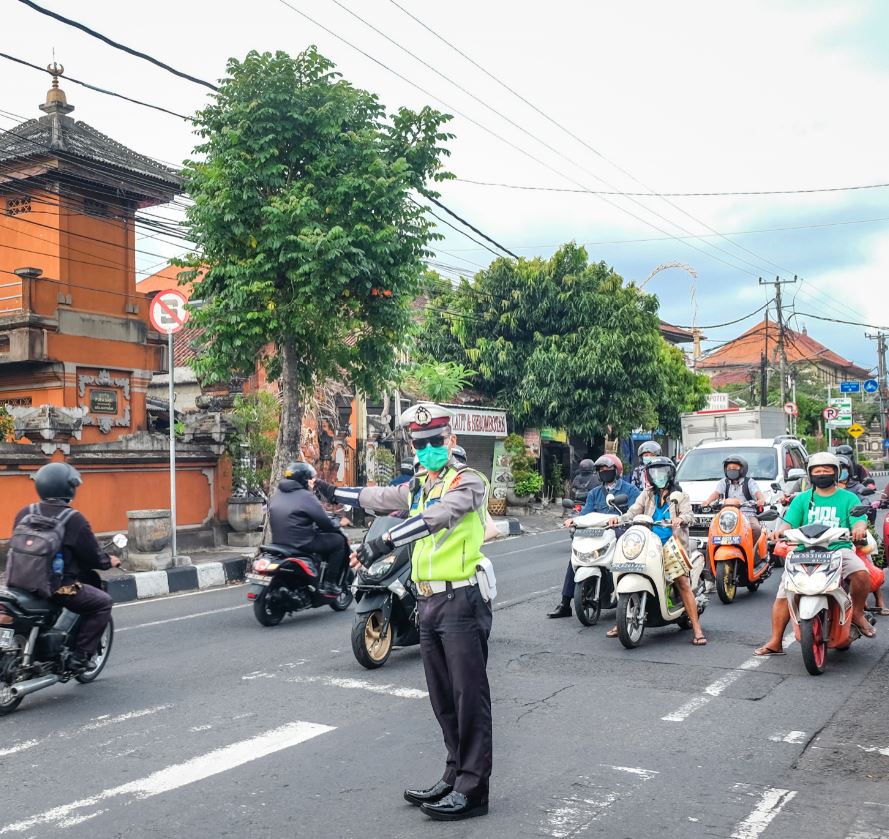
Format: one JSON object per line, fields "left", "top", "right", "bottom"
{"left": 351, "top": 610, "right": 393, "bottom": 669}
{"left": 0, "top": 653, "right": 23, "bottom": 716}
{"left": 75, "top": 619, "right": 114, "bottom": 684}
{"left": 329, "top": 588, "right": 353, "bottom": 612}
{"left": 715, "top": 561, "right": 737, "bottom": 604}
{"left": 573, "top": 579, "right": 601, "bottom": 627}
{"left": 253, "top": 584, "right": 287, "bottom": 626}
{"left": 616, "top": 592, "right": 645, "bottom": 649}
{"left": 799, "top": 615, "right": 827, "bottom": 676}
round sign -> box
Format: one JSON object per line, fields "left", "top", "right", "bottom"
{"left": 822, "top": 407, "right": 839, "bottom": 421}
{"left": 784, "top": 402, "right": 798, "bottom": 417}
{"left": 149, "top": 289, "right": 190, "bottom": 335}
{"left": 864, "top": 379, "right": 879, "bottom": 394}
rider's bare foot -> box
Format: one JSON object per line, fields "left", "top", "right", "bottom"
{"left": 852, "top": 615, "right": 876, "bottom": 638}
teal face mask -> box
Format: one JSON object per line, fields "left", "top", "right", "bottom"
{"left": 649, "top": 469, "right": 670, "bottom": 489}
{"left": 416, "top": 445, "right": 450, "bottom": 472}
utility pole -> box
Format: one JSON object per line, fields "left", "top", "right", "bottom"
{"left": 759, "top": 275, "right": 797, "bottom": 407}
{"left": 866, "top": 331, "right": 888, "bottom": 458}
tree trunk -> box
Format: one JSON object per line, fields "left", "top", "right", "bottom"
{"left": 262, "top": 341, "right": 303, "bottom": 544}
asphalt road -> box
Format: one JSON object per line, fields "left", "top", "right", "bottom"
{"left": 3, "top": 517, "right": 889, "bottom": 839}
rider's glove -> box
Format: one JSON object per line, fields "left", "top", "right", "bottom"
{"left": 355, "top": 534, "right": 393, "bottom": 567}
{"left": 314, "top": 479, "right": 337, "bottom": 503}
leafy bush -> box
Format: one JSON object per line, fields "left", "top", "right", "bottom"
{"left": 515, "top": 472, "right": 544, "bottom": 497}
{"left": 504, "top": 433, "right": 542, "bottom": 498}
{"left": 0, "top": 407, "right": 13, "bottom": 443}
{"left": 228, "top": 392, "right": 279, "bottom": 496}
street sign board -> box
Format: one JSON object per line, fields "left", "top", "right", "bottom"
{"left": 783, "top": 402, "right": 798, "bottom": 417}
{"left": 822, "top": 406, "right": 839, "bottom": 421}
{"left": 883, "top": 439, "right": 889, "bottom": 450}
{"left": 848, "top": 423, "right": 865, "bottom": 439}
{"left": 828, "top": 397, "right": 852, "bottom": 428}
{"left": 149, "top": 289, "right": 190, "bottom": 335}
{"left": 864, "top": 379, "right": 879, "bottom": 394}
{"left": 840, "top": 381, "right": 861, "bottom": 393}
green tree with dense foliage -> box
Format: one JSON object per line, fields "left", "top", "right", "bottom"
{"left": 416, "top": 243, "right": 709, "bottom": 438}
{"left": 180, "top": 48, "right": 451, "bottom": 480}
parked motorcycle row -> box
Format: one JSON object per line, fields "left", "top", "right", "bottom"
{"left": 2, "top": 485, "right": 886, "bottom": 716}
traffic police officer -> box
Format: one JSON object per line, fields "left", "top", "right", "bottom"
{"left": 316, "top": 402, "right": 493, "bottom": 821}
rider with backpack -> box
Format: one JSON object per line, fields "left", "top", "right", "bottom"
{"left": 702, "top": 455, "right": 766, "bottom": 543}
{"left": 8, "top": 462, "right": 120, "bottom": 671}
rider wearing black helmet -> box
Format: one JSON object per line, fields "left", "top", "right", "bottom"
{"left": 10, "top": 462, "right": 121, "bottom": 671}
{"left": 702, "top": 455, "right": 766, "bottom": 542}
{"left": 569, "top": 459, "right": 600, "bottom": 502}
{"left": 266, "top": 462, "right": 348, "bottom": 594}
{"left": 834, "top": 444, "right": 869, "bottom": 484}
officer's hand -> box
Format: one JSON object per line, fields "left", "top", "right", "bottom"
{"left": 354, "top": 535, "right": 393, "bottom": 567}
{"left": 314, "top": 478, "right": 337, "bottom": 503}
{"left": 349, "top": 552, "right": 363, "bottom": 571}
{"left": 564, "top": 518, "right": 574, "bottom": 528}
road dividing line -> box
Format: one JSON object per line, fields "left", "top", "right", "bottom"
{"left": 288, "top": 675, "right": 428, "bottom": 699}
{"left": 0, "top": 720, "right": 335, "bottom": 835}
{"left": 116, "top": 604, "right": 247, "bottom": 632}
{"left": 662, "top": 632, "right": 796, "bottom": 723}
{"left": 729, "top": 786, "right": 796, "bottom": 839}
{"left": 769, "top": 731, "right": 807, "bottom": 744}
{"left": 495, "top": 538, "right": 569, "bottom": 558}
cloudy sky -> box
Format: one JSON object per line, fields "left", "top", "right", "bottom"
{"left": 3, "top": 0, "right": 887, "bottom": 372}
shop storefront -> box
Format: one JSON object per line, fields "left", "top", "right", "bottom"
{"left": 445, "top": 404, "right": 508, "bottom": 479}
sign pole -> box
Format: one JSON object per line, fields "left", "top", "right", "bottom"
{"left": 826, "top": 384, "right": 832, "bottom": 449}
{"left": 168, "top": 328, "right": 177, "bottom": 561}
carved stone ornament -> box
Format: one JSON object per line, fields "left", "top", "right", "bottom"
{"left": 10, "top": 405, "right": 86, "bottom": 454}
{"left": 78, "top": 368, "right": 131, "bottom": 433}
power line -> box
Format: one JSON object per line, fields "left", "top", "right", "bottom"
{"left": 16, "top": 0, "right": 219, "bottom": 92}
{"left": 791, "top": 310, "right": 889, "bottom": 331}
{"left": 675, "top": 301, "right": 772, "bottom": 331}
{"left": 453, "top": 177, "right": 889, "bottom": 198}
{"left": 423, "top": 196, "right": 517, "bottom": 259}
{"left": 0, "top": 52, "right": 192, "bottom": 120}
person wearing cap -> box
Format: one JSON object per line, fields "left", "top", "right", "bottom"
{"left": 390, "top": 460, "right": 414, "bottom": 487}
{"left": 315, "top": 402, "right": 493, "bottom": 821}
{"left": 266, "top": 461, "right": 348, "bottom": 596}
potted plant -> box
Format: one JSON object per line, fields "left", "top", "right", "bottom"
{"left": 503, "top": 433, "right": 543, "bottom": 506}
{"left": 226, "top": 392, "right": 278, "bottom": 532}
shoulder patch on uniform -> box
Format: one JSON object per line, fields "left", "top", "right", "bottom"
{"left": 449, "top": 472, "right": 463, "bottom": 488}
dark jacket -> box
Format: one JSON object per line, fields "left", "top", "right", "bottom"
{"left": 12, "top": 501, "right": 112, "bottom": 587}
{"left": 267, "top": 479, "right": 336, "bottom": 552}
{"left": 570, "top": 470, "right": 600, "bottom": 501}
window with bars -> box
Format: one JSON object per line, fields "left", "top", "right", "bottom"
{"left": 5, "top": 196, "right": 31, "bottom": 216}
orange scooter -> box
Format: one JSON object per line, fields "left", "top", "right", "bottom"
{"left": 705, "top": 500, "right": 778, "bottom": 604}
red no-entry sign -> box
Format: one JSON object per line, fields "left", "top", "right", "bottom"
{"left": 149, "top": 289, "right": 190, "bottom": 335}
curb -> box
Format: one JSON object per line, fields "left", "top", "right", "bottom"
{"left": 493, "top": 517, "right": 523, "bottom": 537}
{"left": 107, "top": 556, "right": 249, "bottom": 604}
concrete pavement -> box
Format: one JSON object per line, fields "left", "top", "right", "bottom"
{"left": 3, "top": 526, "right": 889, "bottom": 838}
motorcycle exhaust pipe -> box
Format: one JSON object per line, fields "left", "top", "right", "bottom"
{"left": 10, "top": 674, "right": 60, "bottom": 699}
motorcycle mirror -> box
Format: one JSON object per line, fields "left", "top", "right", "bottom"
{"left": 562, "top": 498, "right": 575, "bottom": 509}
{"left": 757, "top": 510, "right": 779, "bottom": 522}
{"left": 860, "top": 487, "right": 876, "bottom": 496}
{"left": 786, "top": 468, "right": 805, "bottom": 481}
{"left": 610, "top": 493, "right": 628, "bottom": 510}
{"left": 850, "top": 504, "right": 871, "bottom": 517}
{"left": 667, "top": 491, "right": 684, "bottom": 504}
{"left": 770, "top": 482, "right": 781, "bottom": 492}
{"left": 112, "top": 533, "right": 128, "bottom": 549}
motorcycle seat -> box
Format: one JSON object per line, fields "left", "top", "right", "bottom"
{"left": 0, "top": 586, "right": 56, "bottom": 614}
{"left": 259, "top": 544, "right": 300, "bottom": 558}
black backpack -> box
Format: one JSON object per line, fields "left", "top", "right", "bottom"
{"left": 6, "top": 504, "right": 76, "bottom": 598}
{"left": 723, "top": 478, "right": 754, "bottom": 502}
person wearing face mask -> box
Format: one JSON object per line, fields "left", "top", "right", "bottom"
{"left": 569, "top": 458, "right": 600, "bottom": 503}
{"left": 701, "top": 456, "right": 766, "bottom": 543}
{"left": 547, "top": 455, "right": 640, "bottom": 618}
{"left": 607, "top": 456, "right": 707, "bottom": 645}
{"left": 631, "top": 440, "right": 662, "bottom": 490}
{"left": 314, "top": 402, "right": 493, "bottom": 821}
{"left": 754, "top": 452, "right": 875, "bottom": 656}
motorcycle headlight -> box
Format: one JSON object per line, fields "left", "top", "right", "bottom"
{"left": 718, "top": 510, "right": 739, "bottom": 533}
{"left": 574, "top": 549, "right": 599, "bottom": 563}
{"left": 364, "top": 555, "right": 396, "bottom": 578}
{"left": 621, "top": 531, "right": 645, "bottom": 561}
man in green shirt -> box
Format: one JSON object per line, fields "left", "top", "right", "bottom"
{"left": 755, "top": 452, "right": 874, "bottom": 656}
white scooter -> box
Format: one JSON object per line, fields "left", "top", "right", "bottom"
{"left": 570, "top": 493, "right": 628, "bottom": 626}
{"left": 780, "top": 509, "right": 873, "bottom": 676}
{"left": 611, "top": 492, "right": 708, "bottom": 649}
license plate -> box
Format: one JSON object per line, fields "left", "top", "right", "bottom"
{"left": 0, "top": 628, "right": 13, "bottom": 648}
{"left": 789, "top": 551, "right": 832, "bottom": 564}
{"left": 246, "top": 573, "right": 271, "bottom": 586}
{"left": 574, "top": 528, "right": 605, "bottom": 538}
{"left": 612, "top": 562, "right": 645, "bottom": 573}
{"left": 712, "top": 536, "right": 742, "bottom": 545}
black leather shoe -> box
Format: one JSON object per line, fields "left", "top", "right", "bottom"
{"left": 68, "top": 651, "right": 92, "bottom": 672}
{"left": 319, "top": 583, "right": 342, "bottom": 597}
{"left": 547, "top": 603, "right": 572, "bottom": 618}
{"left": 420, "top": 790, "right": 488, "bottom": 820}
{"left": 403, "top": 780, "right": 453, "bottom": 807}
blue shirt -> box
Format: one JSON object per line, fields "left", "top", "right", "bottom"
{"left": 652, "top": 498, "right": 672, "bottom": 544}
{"left": 580, "top": 478, "right": 641, "bottom": 516}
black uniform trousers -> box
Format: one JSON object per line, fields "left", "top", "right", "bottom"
{"left": 304, "top": 532, "right": 349, "bottom": 584}
{"left": 418, "top": 583, "right": 493, "bottom": 798}
{"left": 52, "top": 584, "right": 113, "bottom": 655}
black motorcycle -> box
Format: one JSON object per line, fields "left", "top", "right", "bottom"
{"left": 350, "top": 515, "right": 419, "bottom": 669}
{"left": 247, "top": 519, "right": 354, "bottom": 626}
{"left": 0, "top": 534, "right": 126, "bottom": 716}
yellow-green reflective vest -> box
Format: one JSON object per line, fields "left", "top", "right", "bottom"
{"left": 408, "top": 466, "right": 488, "bottom": 582}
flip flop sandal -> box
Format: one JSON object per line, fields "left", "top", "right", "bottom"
{"left": 753, "top": 645, "right": 785, "bottom": 656}
{"left": 876, "top": 608, "right": 889, "bottom": 616}
{"left": 606, "top": 627, "right": 620, "bottom": 638}
{"left": 692, "top": 635, "right": 708, "bottom": 646}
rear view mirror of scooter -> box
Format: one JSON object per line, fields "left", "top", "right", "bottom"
{"left": 562, "top": 498, "right": 576, "bottom": 510}
{"left": 606, "top": 493, "right": 629, "bottom": 513}
{"left": 757, "top": 508, "right": 780, "bottom": 522}
{"left": 850, "top": 504, "right": 872, "bottom": 517}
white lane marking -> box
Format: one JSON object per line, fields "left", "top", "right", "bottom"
{"left": 0, "top": 704, "right": 172, "bottom": 758}
{"left": 495, "top": 538, "right": 569, "bottom": 557}
{"left": 495, "top": 585, "right": 560, "bottom": 611}
{"left": 729, "top": 786, "right": 797, "bottom": 839}
{"left": 116, "top": 604, "right": 247, "bottom": 632}
{"left": 189, "top": 725, "right": 213, "bottom": 733}
{"left": 662, "top": 632, "right": 796, "bottom": 723}
{"left": 288, "top": 675, "right": 428, "bottom": 699}
{"left": 113, "top": 582, "right": 247, "bottom": 608}
{"left": 608, "top": 765, "right": 659, "bottom": 780}
{"left": 856, "top": 744, "right": 889, "bottom": 757}
{"left": 769, "top": 731, "right": 807, "bottom": 744}
{"left": 0, "top": 720, "right": 334, "bottom": 835}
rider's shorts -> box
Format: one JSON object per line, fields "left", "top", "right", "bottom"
{"left": 776, "top": 548, "right": 867, "bottom": 597}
